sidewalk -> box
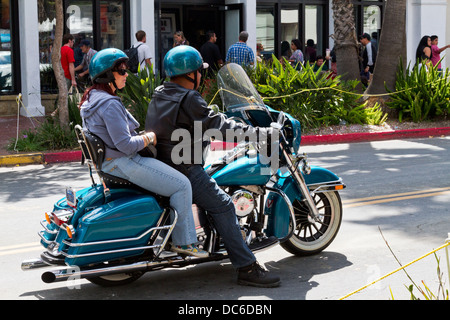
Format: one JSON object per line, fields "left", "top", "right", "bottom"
{"left": 1, "top": 114, "right": 450, "bottom": 167}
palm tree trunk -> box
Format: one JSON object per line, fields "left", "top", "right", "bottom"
{"left": 367, "top": 0, "right": 407, "bottom": 95}
{"left": 51, "top": 0, "right": 69, "bottom": 129}
{"left": 365, "top": 0, "right": 407, "bottom": 118}
{"left": 332, "top": 0, "right": 362, "bottom": 92}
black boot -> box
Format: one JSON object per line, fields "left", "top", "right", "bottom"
{"left": 237, "top": 262, "right": 281, "bottom": 288}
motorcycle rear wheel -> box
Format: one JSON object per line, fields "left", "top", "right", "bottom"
{"left": 87, "top": 271, "right": 144, "bottom": 287}
{"left": 281, "top": 191, "right": 342, "bottom": 256}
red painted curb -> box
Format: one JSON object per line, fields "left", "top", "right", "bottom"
{"left": 210, "top": 127, "right": 450, "bottom": 150}
{"left": 43, "top": 151, "right": 82, "bottom": 164}
{"left": 301, "top": 127, "right": 450, "bottom": 145}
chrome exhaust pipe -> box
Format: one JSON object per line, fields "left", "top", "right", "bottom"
{"left": 21, "top": 259, "right": 50, "bottom": 271}
{"left": 41, "top": 260, "right": 152, "bottom": 284}
{"left": 40, "top": 253, "right": 229, "bottom": 284}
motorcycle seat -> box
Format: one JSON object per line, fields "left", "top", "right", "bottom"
{"left": 100, "top": 171, "right": 170, "bottom": 206}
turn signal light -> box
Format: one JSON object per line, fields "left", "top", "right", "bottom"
{"left": 335, "top": 185, "right": 344, "bottom": 190}
{"left": 66, "top": 225, "right": 75, "bottom": 239}
{"left": 45, "top": 213, "right": 52, "bottom": 225}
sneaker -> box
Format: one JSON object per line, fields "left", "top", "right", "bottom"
{"left": 171, "top": 244, "right": 209, "bottom": 258}
{"left": 237, "top": 261, "right": 281, "bottom": 288}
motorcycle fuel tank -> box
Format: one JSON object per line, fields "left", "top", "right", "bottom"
{"left": 212, "top": 153, "right": 273, "bottom": 186}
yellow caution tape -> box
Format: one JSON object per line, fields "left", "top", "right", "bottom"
{"left": 339, "top": 241, "right": 450, "bottom": 300}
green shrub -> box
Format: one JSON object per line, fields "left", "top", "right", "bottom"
{"left": 387, "top": 61, "right": 450, "bottom": 122}
{"left": 247, "top": 56, "right": 386, "bottom": 130}
{"left": 119, "top": 65, "right": 164, "bottom": 131}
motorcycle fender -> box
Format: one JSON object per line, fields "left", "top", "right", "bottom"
{"left": 65, "top": 195, "right": 163, "bottom": 266}
{"left": 304, "top": 165, "right": 342, "bottom": 186}
{"left": 264, "top": 166, "right": 342, "bottom": 239}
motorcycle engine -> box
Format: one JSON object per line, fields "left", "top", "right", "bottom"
{"left": 231, "top": 190, "right": 255, "bottom": 218}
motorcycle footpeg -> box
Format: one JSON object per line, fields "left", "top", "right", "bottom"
{"left": 248, "top": 236, "right": 279, "bottom": 251}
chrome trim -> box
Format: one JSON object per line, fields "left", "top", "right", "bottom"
{"left": 21, "top": 259, "right": 50, "bottom": 271}
{"left": 307, "top": 178, "right": 346, "bottom": 193}
{"left": 60, "top": 244, "right": 162, "bottom": 259}
{"left": 40, "top": 220, "right": 57, "bottom": 235}
{"left": 38, "top": 231, "right": 53, "bottom": 245}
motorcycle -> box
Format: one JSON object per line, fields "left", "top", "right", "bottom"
{"left": 21, "top": 63, "right": 345, "bottom": 287}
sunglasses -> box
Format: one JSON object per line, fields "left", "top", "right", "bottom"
{"left": 115, "top": 69, "right": 128, "bottom": 76}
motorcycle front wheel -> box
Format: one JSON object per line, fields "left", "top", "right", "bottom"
{"left": 281, "top": 191, "right": 342, "bottom": 256}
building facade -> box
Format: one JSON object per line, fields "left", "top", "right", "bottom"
{"left": 1, "top": 0, "right": 449, "bottom": 117}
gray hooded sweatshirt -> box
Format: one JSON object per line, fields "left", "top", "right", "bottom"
{"left": 80, "top": 89, "right": 145, "bottom": 159}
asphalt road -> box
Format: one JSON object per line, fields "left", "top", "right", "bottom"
{"left": 1, "top": 136, "right": 449, "bottom": 301}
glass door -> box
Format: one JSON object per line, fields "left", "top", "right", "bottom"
{"left": 224, "top": 4, "right": 243, "bottom": 55}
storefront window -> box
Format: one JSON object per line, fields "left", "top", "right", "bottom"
{"left": 281, "top": 7, "right": 298, "bottom": 51}
{"left": 305, "top": 5, "right": 325, "bottom": 57}
{"left": 363, "top": 5, "right": 381, "bottom": 45}
{"left": 353, "top": 0, "right": 384, "bottom": 41}
{"left": 256, "top": 7, "right": 275, "bottom": 54}
{"left": 99, "top": 1, "right": 124, "bottom": 49}
{"left": 38, "top": 0, "right": 57, "bottom": 92}
{"left": 0, "top": 0, "right": 13, "bottom": 94}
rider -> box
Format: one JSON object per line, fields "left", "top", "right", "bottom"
{"left": 79, "top": 48, "right": 208, "bottom": 258}
{"left": 145, "top": 45, "right": 280, "bottom": 287}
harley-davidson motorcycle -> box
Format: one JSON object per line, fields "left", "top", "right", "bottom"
{"left": 21, "top": 63, "right": 345, "bottom": 287}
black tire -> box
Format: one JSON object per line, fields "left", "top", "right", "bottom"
{"left": 87, "top": 271, "right": 144, "bottom": 287}
{"left": 281, "top": 191, "right": 342, "bottom": 256}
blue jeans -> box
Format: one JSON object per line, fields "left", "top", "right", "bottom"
{"left": 187, "top": 165, "right": 256, "bottom": 269}
{"left": 102, "top": 154, "right": 197, "bottom": 246}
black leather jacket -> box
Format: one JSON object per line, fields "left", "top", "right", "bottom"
{"left": 145, "top": 82, "right": 268, "bottom": 173}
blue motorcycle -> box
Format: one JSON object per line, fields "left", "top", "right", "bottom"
{"left": 22, "top": 63, "right": 345, "bottom": 287}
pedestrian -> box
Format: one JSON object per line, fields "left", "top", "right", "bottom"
{"left": 225, "top": 31, "right": 255, "bottom": 67}
{"left": 430, "top": 35, "right": 450, "bottom": 71}
{"left": 80, "top": 48, "right": 207, "bottom": 258}
{"left": 304, "top": 39, "right": 317, "bottom": 64}
{"left": 200, "top": 30, "right": 223, "bottom": 76}
{"left": 415, "top": 35, "right": 432, "bottom": 70}
{"left": 173, "top": 31, "right": 189, "bottom": 47}
{"left": 133, "top": 30, "right": 152, "bottom": 70}
{"left": 289, "top": 39, "right": 304, "bottom": 70}
{"left": 74, "top": 39, "right": 97, "bottom": 86}
{"left": 51, "top": 34, "right": 77, "bottom": 117}
{"left": 256, "top": 43, "right": 264, "bottom": 63}
{"left": 61, "top": 34, "right": 77, "bottom": 90}
{"left": 359, "top": 33, "right": 377, "bottom": 74}
{"left": 313, "top": 55, "right": 329, "bottom": 72}
{"left": 279, "top": 41, "right": 292, "bottom": 65}
{"left": 145, "top": 45, "right": 280, "bottom": 287}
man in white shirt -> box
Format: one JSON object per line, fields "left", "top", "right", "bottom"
{"left": 134, "top": 30, "right": 152, "bottom": 70}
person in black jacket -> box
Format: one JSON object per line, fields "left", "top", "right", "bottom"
{"left": 145, "top": 45, "right": 280, "bottom": 287}
{"left": 359, "top": 33, "right": 377, "bottom": 74}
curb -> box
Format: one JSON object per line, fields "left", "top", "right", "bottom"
{"left": 1, "top": 127, "right": 450, "bottom": 167}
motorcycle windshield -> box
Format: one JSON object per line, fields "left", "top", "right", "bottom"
{"left": 217, "top": 63, "right": 266, "bottom": 112}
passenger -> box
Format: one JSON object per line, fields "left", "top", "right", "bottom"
{"left": 79, "top": 48, "right": 207, "bottom": 258}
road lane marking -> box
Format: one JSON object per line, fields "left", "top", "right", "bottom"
{"left": 343, "top": 187, "right": 450, "bottom": 208}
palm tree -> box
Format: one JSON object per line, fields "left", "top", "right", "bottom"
{"left": 366, "top": 0, "right": 407, "bottom": 117}
{"left": 50, "top": 0, "right": 70, "bottom": 129}
{"left": 331, "top": 0, "right": 362, "bottom": 91}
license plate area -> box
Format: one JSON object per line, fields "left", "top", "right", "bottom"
{"left": 66, "top": 187, "right": 77, "bottom": 208}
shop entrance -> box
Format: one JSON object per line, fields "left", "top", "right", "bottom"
{"left": 158, "top": 4, "right": 242, "bottom": 72}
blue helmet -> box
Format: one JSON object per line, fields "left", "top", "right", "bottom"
{"left": 163, "top": 45, "right": 208, "bottom": 77}
{"left": 89, "top": 48, "right": 129, "bottom": 83}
